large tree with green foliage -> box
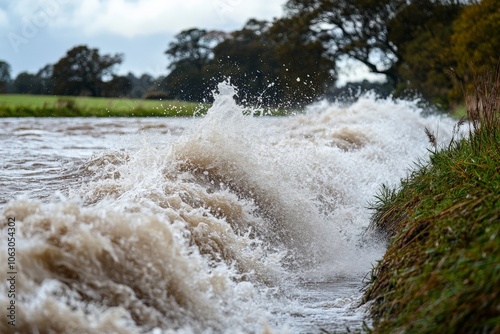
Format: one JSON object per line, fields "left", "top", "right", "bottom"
{"left": 387, "top": 0, "right": 463, "bottom": 107}
{"left": 205, "top": 19, "right": 282, "bottom": 105}
{"left": 283, "top": 0, "right": 406, "bottom": 86}
{"left": 451, "top": 0, "right": 500, "bottom": 86}
{"left": 268, "top": 17, "right": 336, "bottom": 106}
{"left": 282, "top": 0, "right": 467, "bottom": 107}
{"left": 52, "top": 45, "right": 123, "bottom": 96}
{"left": 162, "top": 28, "right": 227, "bottom": 101}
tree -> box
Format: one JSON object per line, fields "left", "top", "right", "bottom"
{"left": 452, "top": 0, "right": 500, "bottom": 85}
{"left": 209, "top": 18, "right": 335, "bottom": 107}
{"left": 12, "top": 65, "right": 53, "bottom": 95}
{"left": 282, "top": 0, "right": 468, "bottom": 107}
{"left": 387, "top": 0, "right": 463, "bottom": 107}
{"left": 162, "top": 28, "right": 227, "bottom": 101}
{"left": 52, "top": 45, "right": 123, "bottom": 96}
{"left": 165, "top": 28, "right": 225, "bottom": 70}
{"left": 0, "top": 60, "right": 11, "bottom": 93}
{"left": 205, "top": 19, "right": 284, "bottom": 105}
{"left": 283, "top": 0, "right": 406, "bottom": 86}
{"left": 268, "top": 17, "right": 336, "bottom": 106}
{"left": 36, "top": 64, "right": 54, "bottom": 95}
{"left": 13, "top": 72, "right": 38, "bottom": 94}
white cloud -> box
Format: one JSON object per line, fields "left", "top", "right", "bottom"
{"left": 7, "top": 0, "right": 74, "bottom": 32}
{"left": 0, "top": 8, "right": 9, "bottom": 27}
{"left": 49, "top": 0, "right": 284, "bottom": 38}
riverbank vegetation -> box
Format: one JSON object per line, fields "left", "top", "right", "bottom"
{"left": 363, "top": 68, "right": 500, "bottom": 332}
{"left": 0, "top": 94, "right": 208, "bottom": 117}
{"left": 0, "top": 94, "right": 289, "bottom": 117}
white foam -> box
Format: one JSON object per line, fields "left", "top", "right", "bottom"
{"left": 0, "top": 83, "right": 463, "bottom": 333}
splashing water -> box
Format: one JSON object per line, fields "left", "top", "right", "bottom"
{"left": 0, "top": 81, "right": 461, "bottom": 333}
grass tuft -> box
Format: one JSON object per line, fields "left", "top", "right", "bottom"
{"left": 364, "top": 65, "right": 500, "bottom": 333}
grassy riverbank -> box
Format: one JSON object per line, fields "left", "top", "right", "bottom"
{"left": 0, "top": 94, "right": 289, "bottom": 117}
{"left": 0, "top": 94, "right": 209, "bottom": 117}
{"left": 364, "top": 70, "right": 500, "bottom": 333}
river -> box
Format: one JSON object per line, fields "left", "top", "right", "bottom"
{"left": 0, "top": 82, "right": 459, "bottom": 333}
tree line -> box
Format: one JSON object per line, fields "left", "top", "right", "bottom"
{"left": 0, "top": 0, "right": 498, "bottom": 109}
{"left": 0, "top": 47, "right": 163, "bottom": 100}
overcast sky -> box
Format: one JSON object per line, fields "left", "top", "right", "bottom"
{"left": 0, "top": 0, "right": 382, "bottom": 83}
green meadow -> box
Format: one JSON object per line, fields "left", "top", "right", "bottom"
{"left": 0, "top": 94, "right": 290, "bottom": 117}
{"left": 0, "top": 94, "right": 209, "bottom": 117}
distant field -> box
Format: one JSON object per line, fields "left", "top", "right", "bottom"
{"left": 0, "top": 94, "right": 210, "bottom": 117}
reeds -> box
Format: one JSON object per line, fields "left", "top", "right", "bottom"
{"left": 465, "top": 63, "right": 500, "bottom": 151}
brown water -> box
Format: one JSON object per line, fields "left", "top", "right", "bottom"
{"left": 0, "top": 83, "right": 461, "bottom": 333}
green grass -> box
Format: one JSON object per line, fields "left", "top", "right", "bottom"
{"left": 363, "top": 68, "right": 500, "bottom": 333}
{"left": 0, "top": 94, "right": 209, "bottom": 117}
{"left": 0, "top": 94, "right": 291, "bottom": 117}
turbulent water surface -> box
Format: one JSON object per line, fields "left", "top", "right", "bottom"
{"left": 0, "top": 83, "right": 460, "bottom": 333}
